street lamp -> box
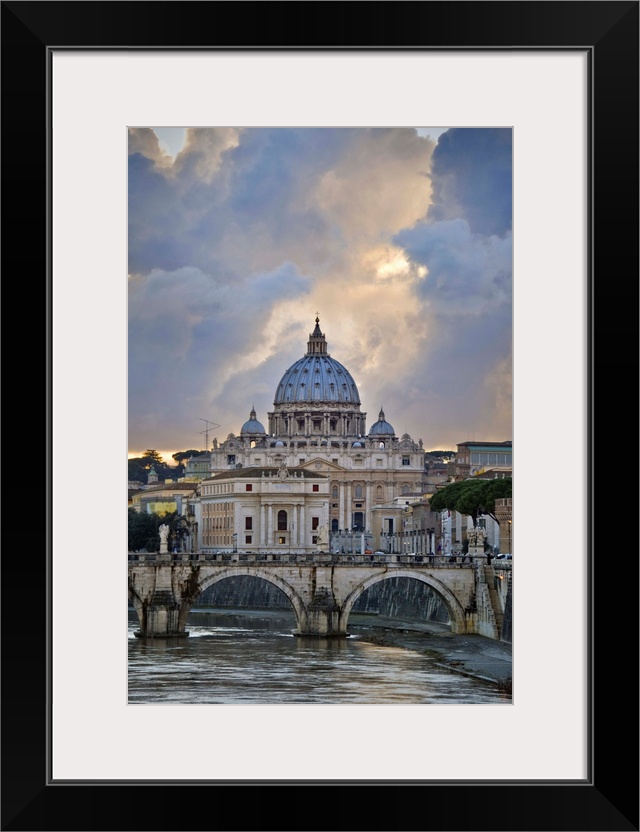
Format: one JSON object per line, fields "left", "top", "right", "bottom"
{"left": 507, "top": 519, "right": 512, "bottom": 554}
{"left": 233, "top": 532, "right": 238, "bottom": 553}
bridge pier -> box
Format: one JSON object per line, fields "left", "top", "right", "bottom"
{"left": 294, "top": 588, "right": 346, "bottom": 638}
{"left": 137, "top": 591, "right": 190, "bottom": 638}
{"left": 133, "top": 563, "right": 191, "bottom": 639}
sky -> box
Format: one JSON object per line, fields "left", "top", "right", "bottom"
{"left": 128, "top": 127, "right": 512, "bottom": 463}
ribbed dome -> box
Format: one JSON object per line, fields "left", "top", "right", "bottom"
{"left": 368, "top": 408, "right": 395, "bottom": 436}
{"left": 273, "top": 316, "right": 360, "bottom": 405}
{"left": 240, "top": 407, "right": 266, "bottom": 435}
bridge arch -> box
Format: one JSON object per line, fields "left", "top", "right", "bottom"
{"left": 193, "top": 567, "right": 308, "bottom": 634}
{"left": 339, "top": 569, "right": 468, "bottom": 634}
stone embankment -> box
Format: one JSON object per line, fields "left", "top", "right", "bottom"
{"left": 348, "top": 616, "right": 513, "bottom": 691}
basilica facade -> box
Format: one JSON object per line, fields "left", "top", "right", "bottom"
{"left": 197, "top": 317, "right": 426, "bottom": 552}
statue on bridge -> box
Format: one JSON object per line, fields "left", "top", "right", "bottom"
{"left": 467, "top": 526, "right": 486, "bottom": 553}
{"left": 159, "top": 524, "right": 170, "bottom": 554}
{"left": 316, "top": 525, "right": 329, "bottom": 549}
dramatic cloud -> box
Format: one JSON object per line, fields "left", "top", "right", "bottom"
{"left": 128, "top": 126, "right": 512, "bottom": 460}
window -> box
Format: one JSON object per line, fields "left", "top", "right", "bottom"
{"left": 355, "top": 503, "right": 362, "bottom": 508}
{"left": 312, "top": 484, "right": 319, "bottom": 492}
{"left": 227, "top": 455, "right": 235, "bottom": 465}
{"left": 245, "top": 484, "right": 252, "bottom": 491}
{"left": 332, "top": 458, "right": 338, "bottom": 464}
{"left": 402, "top": 456, "right": 410, "bottom": 466}
{"left": 312, "top": 517, "right": 319, "bottom": 530}
{"left": 245, "top": 535, "right": 252, "bottom": 544}
{"left": 277, "top": 510, "right": 288, "bottom": 531}
{"left": 312, "top": 536, "right": 318, "bottom": 544}
{"left": 332, "top": 503, "right": 338, "bottom": 508}
{"left": 332, "top": 485, "right": 338, "bottom": 498}
{"left": 278, "top": 536, "right": 286, "bottom": 545}
{"left": 245, "top": 517, "right": 252, "bottom": 530}
{"left": 376, "top": 458, "right": 383, "bottom": 467}
{"left": 354, "top": 485, "right": 363, "bottom": 499}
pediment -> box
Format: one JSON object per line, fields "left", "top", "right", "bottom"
{"left": 300, "top": 457, "right": 344, "bottom": 472}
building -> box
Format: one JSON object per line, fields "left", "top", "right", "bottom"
{"left": 494, "top": 497, "right": 513, "bottom": 554}
{"left": 204, "top": 316, "right": 426, "bottom": 549}
{"left": 129, "top": 478, "right": 199, "bottom": 517}
{"left": 199, "top": 464, "right": 329, "bottom": 554}
{"left": 449, "top": 440, "right": 512, "bottom": 479}
{"left": 183, "top": 453, "right": 213, "bottom": 481}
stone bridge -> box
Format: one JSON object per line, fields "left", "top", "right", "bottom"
{"left": 128, "top": 552, "right": 512, "bottom": 641}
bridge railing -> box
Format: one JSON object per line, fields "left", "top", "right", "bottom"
{"left": 127, "top": 552, "right": 482, "bottom": 568}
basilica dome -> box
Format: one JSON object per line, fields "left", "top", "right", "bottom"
{"left": 240, "top": 407, "right": 266, "bottom": 435}
{"left": 368, "top": 408, "right": 396, "bottom": 436}
{"left": 273, "top": 317, "right": 360, "bottom": 406}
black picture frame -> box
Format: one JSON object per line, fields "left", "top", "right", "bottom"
{"left": 2, "top": 2, "right": 638, "bottom": 831}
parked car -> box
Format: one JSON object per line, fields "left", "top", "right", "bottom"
{"left": 495, "top": 552, "right": 512, "bottom": 560}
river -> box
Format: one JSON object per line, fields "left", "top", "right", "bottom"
{"left": 128, "top": 608, "right": 510, "bottom": 704}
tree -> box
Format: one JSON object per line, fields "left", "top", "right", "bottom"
{"left": 430, "top": 477, "right": 512, "bottom": 526}
{"left": 128, "top": 508, "right": 161, "bottom": 552}
{"left": 129, "top": 450, "right": 184, "bottom": 483}
{"left": 128, "top": 508, "right": 185, "bottom": 552}
{"left": 172, "top": 450, "right": 206, "bottom": 465}
{"left": 128, "top": 457, "right": 149, "bottom": 483}
{"left": 425, "top": 449, "right": 455, "bottom": 459}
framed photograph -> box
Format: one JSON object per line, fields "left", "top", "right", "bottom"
{"left": 3, "top": 2, "right": 637, "bottom": 830}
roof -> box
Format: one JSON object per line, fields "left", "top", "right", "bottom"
{"left": 368, "top": 407, "right": 395, "bottom": 436}
{"left": 202, "top": 467, "right": 328, "bottom": 481}
{"left": 457, "top": 441, "right": 512, "bottom": 450}
{"left": 273, "top": 317, "right": 360, "bottom": 406}
{"left": 274, "top": 354, "right": 360, "bottom": 405}
{"left": 240, "top": 407, "right": 266, "bottom": 435}
{"left": 136, "top": 481, "right": 199, "bottom": 493}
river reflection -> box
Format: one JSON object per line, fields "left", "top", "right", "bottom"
{"left": 128, "top": 608, "right": 507, "bottom": 705}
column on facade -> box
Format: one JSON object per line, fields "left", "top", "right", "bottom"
{"left": 339, "top": 481, "right": 346, "bottom": 530}
{"left": 365, "top": 481, "right": 373, "bottom": 532}
{"left": 298, "top": 503, "right": 304, "bottom": 548}
{"left": 260, "top": 503, "right": 266, "bottom": 547}
{"left": 267, "top": 504, "right": 273, "bottom": 549}
{"left": 346, "top": 482, "right": 352, "bottom": 530}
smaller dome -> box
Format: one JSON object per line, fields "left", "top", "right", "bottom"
{"left": 240, "top": 407, "right": 266, "bottom": 435}
{"left": 368, "top": 407, "right": 395, "bottom": 436}
{"left": 275, "top": 440, "right": 285, "bottom": 447}
{"left": 352, "top": 441, "right": 363, "bottom": 447}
